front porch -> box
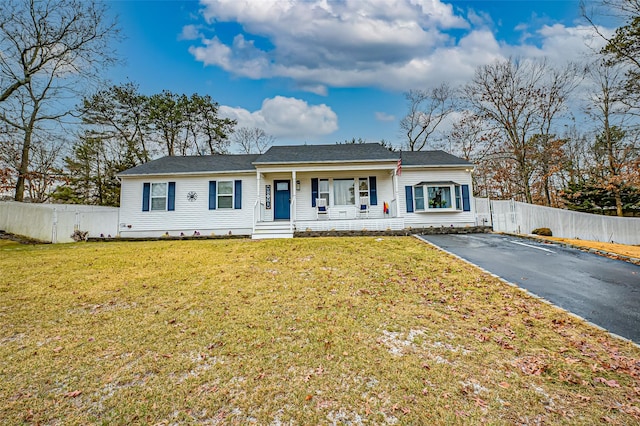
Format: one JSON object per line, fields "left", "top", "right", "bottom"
{"left": 296, "top": 216, "right": 405, "bottom": 232}
{"left": 251, "top": 216, "right": 406, "bottom": 239}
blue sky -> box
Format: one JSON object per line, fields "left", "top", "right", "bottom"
{"left": 107, "top": 0, "right": 609, "bottom": 151}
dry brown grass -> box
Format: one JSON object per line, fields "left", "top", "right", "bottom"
{"left": 1, "top": 237, "right": 638, "bottom": 424}
{"left": 533, "top": 236, "right": 640, "bottom": 259}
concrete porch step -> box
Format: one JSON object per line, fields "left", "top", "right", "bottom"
{"left": 252, "top": 222, "right": 294, "bottom": 239}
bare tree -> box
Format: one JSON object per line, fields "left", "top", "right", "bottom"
{"left": 585, "top": 59, "right": 639, "bottom": 216}
{"left": 447, "top": 112, "right": 498, "bottom": 162}
{"left": 446, "top": 112, "right": 501, "bottom": 198}
{"left": 533, "top": 63, "right": 583, "bottom": 206}
{"left": 462, "top": 58, "right": 577, "bottom": 204}
{"left": 400, "top": 83, "right": 456, "bottom": 151}
{"left": 0, "top": 0, "right": 119, "bottom": 201}
{"left": 233, "top": 127, "right": 274, "bottom": 154}
{"left": 0, "top": 0, "right": 118, "bottom": 103}
{"left": 25, "top": 136, "right": 66, "bottom": 202}
{"left": 582, "top": 0, "right": 640, "bottom": 110}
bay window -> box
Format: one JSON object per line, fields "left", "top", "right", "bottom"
{"left": 427, "top": 186, "right": 452, "bottom": 209}
{"left": 406, "top": 181, "right": 470, "bottom": 212}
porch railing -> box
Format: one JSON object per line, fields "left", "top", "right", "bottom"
{"left": 290, "top": 196, "right": 296, "bottom": 233}
{"left": 252, "top": 199, "right": 265, "bottom": 232}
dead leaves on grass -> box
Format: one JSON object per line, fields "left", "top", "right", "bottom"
{"left": 63, "top": 390, "right": 82, "bottom": 398}
{"left": 594, "top": 377, "right": 621, "bottom": 388}
{"left": 513, "top": 355, "right": 549, "bottom": 376}
{"left": 3, "top": 237, "right": 640, "bottom": 424}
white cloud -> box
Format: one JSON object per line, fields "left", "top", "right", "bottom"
{"left": 179, "top": 24, "right": 201, "bottom": 41}
{"left": 188, "top": 0, "right": 613, "bottom": 92}
{"left": 506, "top": 24, "right": 610, "bottom": 64}
{"left": 219, "top": 96, "right": 338, "bottom": 139}
{"left": 375, "top": 112, "right": 396, "bottom": 122}
{"left": 466, "top": 8, "right": 494, "bottom": 28}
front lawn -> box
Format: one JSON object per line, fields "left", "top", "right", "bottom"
{"left": 1, "top": 237, "right": 638, "bottom": 424}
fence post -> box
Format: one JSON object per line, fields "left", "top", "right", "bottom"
{"left": 52, "top": 208, "right": 57, "bottom": 244}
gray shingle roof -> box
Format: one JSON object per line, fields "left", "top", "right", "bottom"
{"left": 401, "top": 150, "right": 472, "bottom": 167}
{"left": 118, "top": 154, "right": 260, "bottom": 176}
{"left": 253, "top": 143, "right": 398, "bottom": 164}
{"left": 118, "top": 146, "right": 472, "bottom": 176}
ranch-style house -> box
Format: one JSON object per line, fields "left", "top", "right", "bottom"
{"left": 117, "top": 143, "right": 475, "bottom": 239}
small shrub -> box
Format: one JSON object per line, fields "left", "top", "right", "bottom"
{"left": 71, "top": 230, "right": 89, "bottom": 242}
{"left": 532, "top": 227, "right": 552, "bottom": 236}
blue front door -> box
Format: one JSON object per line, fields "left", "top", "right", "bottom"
{"left": 274, "top": 180, "right": 291, "bottom": 220}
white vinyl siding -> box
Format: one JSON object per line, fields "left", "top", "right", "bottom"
{"left": 119, "top": 174, "right": 256, "bottom": 237}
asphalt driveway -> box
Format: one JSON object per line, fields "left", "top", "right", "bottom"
{"left": 418, "top": 233, "right": 640, "bottom": 344}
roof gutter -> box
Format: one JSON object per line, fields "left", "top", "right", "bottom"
{"left": 117, "top": 169, "right": 257, "bottom": 178}
{"left": 252, "top": 159, "right": 398, "bottom": 166}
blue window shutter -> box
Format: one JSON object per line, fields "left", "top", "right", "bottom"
{"left": 462, "top": 184, "right": 470, "bottom": 211}
{"left": 405, "top": 186, "right": 414, "bottom": 213}
{"left": 234, "top": 180, "right": 242, "bottom": 209}
{"left": 369, "top": 176, "right": 377, "bottom": 205}
{"left": 167, "top": 182, "right": 176, "bottom": 211}
{"left": 142, "top": 183, "right": 150, "bottom": 211}
{"left": 209, "top": 181, "right": 216, "bottom": 210}
{"left": 311, "top": 178, "right": 318, "bottom": 207}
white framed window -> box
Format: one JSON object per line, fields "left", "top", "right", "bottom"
{"left": 408, "top": 181, "right": 469, "bottom": 213}
{"left": 358, "top": 178, "right": 369, "bottom": 200}
{"left": 427, "top": 186, "right": 452, "bottom": 209}
{"left": 151, "top": 183, "right": 167, "bottom": 211}
{"left": 217, "top": 181, "right": 233, "bottom": 209}
{"left": 319, "top": 179, "right": 330, "bottom": 205}
{"left": 414, "top": 186, "right": 425, "bottom": 211}
{"left": 412, "top": 182, "right": 463, "bottom": 211}
{"left": 334, "top": 179, "right": 355, "bottom": 205}
{"left": 313, "top": 177, "right": 376, "bottom": 208}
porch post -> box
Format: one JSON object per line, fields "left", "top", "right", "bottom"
{"left": 392, "top": 169, "right": 399, "bottom": 217}
{"left": 291, "top": 170, "right": 297, "bottom": 232}
{"left": 254, "top": 170, "right": 261, "bottom": 228}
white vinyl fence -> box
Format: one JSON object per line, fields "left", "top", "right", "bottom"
{"left": 0, "top": 201, "right": 119, "bottom": 243}
{"left": 487, "top": 198, "right": 640, "bottom": 245}
{"left": 474, "top": 197, "right": 492, "bottom": 227}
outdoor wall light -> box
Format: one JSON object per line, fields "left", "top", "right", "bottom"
{"left": 296, "top": 180, "right": 301, "bottom": 191}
